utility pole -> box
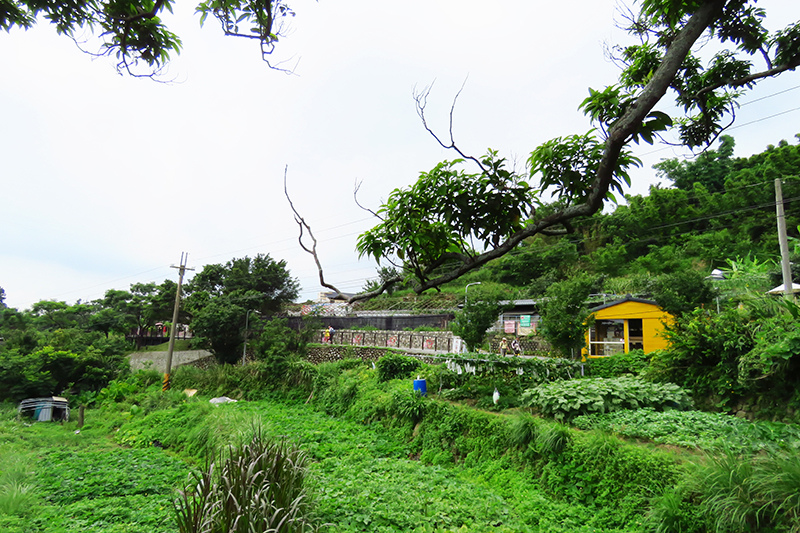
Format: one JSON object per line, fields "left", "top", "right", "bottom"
{"left": 241, "top": 309, "right": 251, "bottom": 366}
{"left": 163, "top": 252, "right": 193, "bottom": 391}
{"left": 775, "top": 179, "right": 794, "bottom": 300}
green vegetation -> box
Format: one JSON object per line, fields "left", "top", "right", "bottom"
{"left": 449, "top": 285, "right": 509, "bottom": 351}
{"left": 175, "top": 430, "right": 318, "bottom": 533}
{"left": 1, "top": 347, "right": 800, "bottom": 532}
{"left": 139, "top": 340, "right": 193, "bottom": 352}
{"left": 587, "top": 349, "right": 649, "bottom": 378}
{"left": 521, "top": 377, "right": 691, "bottom": 422}
{"left": 375, "top": 352, "right": 421, "bottom": 382}
{"left": 574, "top": 408, "right": 800, "bottom": 453}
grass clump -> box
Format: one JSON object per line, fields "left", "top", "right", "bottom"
{"left": 175, "top": 428, "right": 319, "bottom": 533}
{"left": 649, "top": 450, "right": 800, "bottom": 533}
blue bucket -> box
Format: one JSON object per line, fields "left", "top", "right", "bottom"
{"left": 413, "top": 379, "right": 427, "bottom": 397}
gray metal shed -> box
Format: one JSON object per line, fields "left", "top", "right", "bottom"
{"left": 18, "top": 396, "right": 70, "bottom": 422}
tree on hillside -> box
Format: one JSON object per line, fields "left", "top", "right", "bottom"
{"left": 449, "top": 286, "right": 508, "bottom": 352}
{"left": 0, "top": 0, "right": 298, "bottom": 75}
{"left": 538, "top": 274, "right": 596, "bottom": 358}
{"left": 649, "top": 270, "right": 717, "bottom": 316}
{"left": 290, "top": 0, "right": 800, "bottom": 302}
{"left": 654, "top": 135, "right": 736, "bottom": 193}
{"left": 89, "top": 289, "right": 137, "bottom": 338}
{"left": 185, "top": 254, "right": 298, "bottom": 364}
{"left": 130, "top": 280, "right": 187, "bottom": 327}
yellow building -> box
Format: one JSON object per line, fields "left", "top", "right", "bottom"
{"left": 582, "top": 296, "right": 673, "bottom": 359}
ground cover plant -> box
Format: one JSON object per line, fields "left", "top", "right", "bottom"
{"left": 0, "top": 403, "right": 189, "bottom": 533}
{"left": 521, "top": 377, "right": 691, "bottom": 421}
{"left": 4, "top": 351, "right": 799, "bottom": 533}
{"left": 574, "top": 408, "right": 800, "bottom": 453}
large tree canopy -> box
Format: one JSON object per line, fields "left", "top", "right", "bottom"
{"left": 0, "top": 0, "right": 295, "bottom": 74}
{"left": 184, "top": 254, "right": 299, "bottom": 363}
{"left": 339, "top": 0, "right": 800, "bottom": 301}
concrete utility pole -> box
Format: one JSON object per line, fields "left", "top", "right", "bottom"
{"left": 775, "top": 179, "right": 794, "bottom": 300}
{"left": 163, "top": 252, "right": 193, "bottom": 391}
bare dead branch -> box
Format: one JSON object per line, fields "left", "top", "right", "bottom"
{"left": 283, "top": 165, "right": 347, "bottom": 299}
{"left": 413, "top": 82, "right": 487, "bottom": 172}
{"left": 353, "top": 180, "right": 383, "bottom": 220}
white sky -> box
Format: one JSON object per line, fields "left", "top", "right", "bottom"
{"left": 1, "top": 0, "right": 799, "bottom": 310}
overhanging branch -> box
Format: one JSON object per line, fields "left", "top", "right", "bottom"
{"left": 405, "top": 0, "right": 727, "bottom": 295}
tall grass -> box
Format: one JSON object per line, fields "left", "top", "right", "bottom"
{"left": 648, "top": 449, "right": 800, "bottom": 532}
{"left": 174, "top": 428, "right": 319, "bottom": 533}
{"left": 0, "top": 455, "right": 36, "bottom": 516}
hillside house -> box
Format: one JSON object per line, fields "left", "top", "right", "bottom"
{"left": 582, "top": 296, "right": 673, "bottom": 359}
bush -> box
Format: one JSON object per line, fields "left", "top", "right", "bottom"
{"left": 587, "top": 349, "right": 649, "bottom": 378}
{"left": 376, "top": 352, "right": 420, "bottom": 382}
{"left": 521, "top": 377, "right": 691, "bottom": 422}
{"left": 647, "top": 308, "right": 755, "bottom": 409}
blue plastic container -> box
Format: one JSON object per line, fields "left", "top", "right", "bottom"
{"left": 413, "top": 379, "right": 427, "bottom": 397}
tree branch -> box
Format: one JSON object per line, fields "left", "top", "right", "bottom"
{"left": 403, "top": 0, "right": 728, "bottom": 295}
{"left": 283, "top": 166, "right": 346, "bottom": 299}
{"left": 414, "top": 81, "right": 487, "bottom": 172}
{"left": 353, "top": 180, "right": 383, "bottom": 220}
{"left": 695, "top": 59, "right": 800, "bottom": 98}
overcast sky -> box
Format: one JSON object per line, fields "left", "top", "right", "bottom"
{"left": 1, "top": 0, "right": 798, "bottom": 311}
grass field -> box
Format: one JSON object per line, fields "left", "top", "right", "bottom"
{"left": 0, "top": 397, "right": 640, "bottom": 533}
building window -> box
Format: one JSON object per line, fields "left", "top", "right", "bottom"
{"left": 589, "top": 319, "right": 625, "bottom": 356}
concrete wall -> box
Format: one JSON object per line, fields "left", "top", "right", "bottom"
{"left": 128, "top": 350, "right": 214, "bottom": 374}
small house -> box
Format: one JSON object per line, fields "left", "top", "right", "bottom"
{"left": 18, "top": 396, "right": 70, "bottom": 422}
{"left": 582, "top": 296, "right": 673, "bottom": 359}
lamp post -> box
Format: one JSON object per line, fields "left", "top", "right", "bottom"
{"left": 708, "top": 269, "right": 725, "bottom": 313}
{"left": 465, "top": 282, "right": 481, "bottom": 306}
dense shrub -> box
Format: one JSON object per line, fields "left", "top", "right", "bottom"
{"left": 647, "top": 308, "right": 756, "bottom": 408}
{"left": 0, "top": 345, "right": 130, "bottom": 402}
{"left": 521, "top": 377, "right": 691, "bottom": 421}
{"left": 375, "top": 352, "right": 420, "bottom": 382}
{"left": 650, "top": 308, "right": 800, "bottom": 416}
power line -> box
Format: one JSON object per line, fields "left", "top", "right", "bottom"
{"left": 740, "top": 84, "right": 800, "bottom": 106}
{"left": 728, "top": 106, "right": 800, "bottom": 131}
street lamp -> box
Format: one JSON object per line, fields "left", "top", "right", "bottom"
{"left": 708, "top": 269, "right": 725, "bottom": 313}
{"left": 465, "top": 282, "right": 482, "bottom": 306}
